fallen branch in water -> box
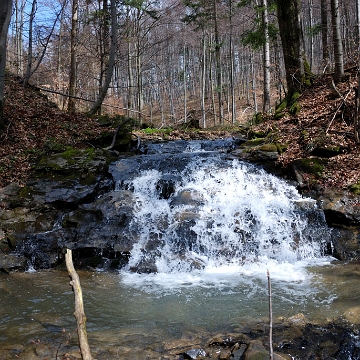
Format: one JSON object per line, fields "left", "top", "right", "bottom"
{"left": 65, "top": 249, "right": 93, "bottom": 360}
{"left": 268, "top": 269, "right": 274, "bottom": 360}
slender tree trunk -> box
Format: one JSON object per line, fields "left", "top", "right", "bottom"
{"left": 14, "top": 0, "right": 25, "bottom": 76}
{"left": 209, "top": 40, "right": 217, "bottom": 126}
{"left": 0, "top": 0, "right": 12, "bottom": 131}
{"left": 127, "top": 21, "right": 134, "bottom": 118}
{"left": 262, "top": 0, "right": 271, "bottom": 113}
{"left": 183, "top": 41, "right": 187, "bottom": 122}
{"left": 88, "top": 0, "right": 117, "bottom": 115}
{"left": 201, "top": 33, "right": 206, "bottom": 128}
{"left": 251, "top": 53, "right": 258, "bottom": 112}
{"left": 213, "top": 0, "right": 223, "bottom": 124}
{"left": 330, "top": 0, "right": 344, "bottom": 83}
{"left": 229, "top": 0, "right": 236, "bottom": 123}
{"left": 355, "top": 0, "right": 360, "bottom": 143}
{"left": 321, "top": 0, "right": 330, "bottom": 72}
{"left": 23, "top": 0, "right": 37, "bottom": 86}
{"left": 57, "top": 1, "right": 66, "bottom": 109}
{"left": 68, "top": 0, "right": 78, "bottom": 112}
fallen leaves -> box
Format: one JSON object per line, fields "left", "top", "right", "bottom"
{"left": 255, "top": 70, "right": 360, "bottom": 190}
{"left": 0, "top": 75, "right": 111, "bottom": 187}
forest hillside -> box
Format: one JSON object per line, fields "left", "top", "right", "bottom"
{"left": 0, "top": 70, "right": 359, "bottom": 192}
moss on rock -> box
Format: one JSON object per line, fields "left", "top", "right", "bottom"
{"left": 33, "top": 148, "right": 113, "bottom": 182}
{"left": 350, "top": 181, "right": 360, "bottom": 195}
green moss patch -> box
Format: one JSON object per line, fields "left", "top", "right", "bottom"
{"left": 294, "top": 157, "right": 328, "bottom": 177}
{"left": 349, "top": 181, "right": 360, "bottom": 195}
{"left": 33, "top": 148, "right": 112, "bottom": 182}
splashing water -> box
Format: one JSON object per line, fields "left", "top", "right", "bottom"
{"left": 111, "top": 142, "right": 332, "bottom": 290}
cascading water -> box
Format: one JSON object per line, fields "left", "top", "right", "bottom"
{"left": 110, "top": 139, "right": 332, "bottom": 288}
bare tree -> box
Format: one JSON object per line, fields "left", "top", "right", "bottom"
{"left": 321, "top": 0, "right": 330, "bottom": 71}
{"left": 13, "top": 0, "right": 26, "bottom": 76}
{"left": 330, "top": 0, "right": 344, "bottom": 83}
{"left": 262, "top": 0, "right": 271, "bottom": 112}
{"left": 88, "top": 0, "right": 117, "bottom": 115}
{"left": 68, "top": 0, "right": 78, "bottom": 112}
{"left": 0, "top": 0, "right": 12, "bottom": 131}
{"left": 23, "top": 0, "right": 37, "bottom": 86}
{"left": 355, "top": 0, "right": 360, "bottom": 143}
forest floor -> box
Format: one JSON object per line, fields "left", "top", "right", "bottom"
{"left": 0, "top": 70, "right": 359, "bottom": 190}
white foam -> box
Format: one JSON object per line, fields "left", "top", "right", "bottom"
{"left": 119, "top": 157, "right": 332, "bottom": 292}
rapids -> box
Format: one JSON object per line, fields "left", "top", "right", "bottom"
{"left": 109, "top": 138, "right": 332, "bottom": 279}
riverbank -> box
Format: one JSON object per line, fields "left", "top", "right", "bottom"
{"left": 1, "top": 70, "right": 360, "bottom": 192}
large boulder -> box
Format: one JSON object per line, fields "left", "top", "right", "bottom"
{"left": 0, "top": 148, "right": 117, "bottom": 271}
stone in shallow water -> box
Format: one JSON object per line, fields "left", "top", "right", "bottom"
{"left": 344, "top": 305, "right": 360, "bottom": 324}
{"left": 183, "top": 347, "right": 207, "bottom": 359}
{"left": 0, "top": 253, "right": 27, "bottom": 272}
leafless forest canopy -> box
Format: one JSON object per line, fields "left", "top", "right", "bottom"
{"left": 6, "top": 0, "right": 360, "bottom": 127}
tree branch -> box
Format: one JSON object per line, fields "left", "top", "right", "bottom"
{"left": 65, "top": 249, "right": 93, "bottom": 360}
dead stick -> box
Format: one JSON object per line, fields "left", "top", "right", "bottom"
{"left": 267, "top": 269, "right": 274, "bottom": 360}
{"left": 65, "top": 249, "right": 93, "bottom": 360}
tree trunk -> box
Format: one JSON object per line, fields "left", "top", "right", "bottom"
{"left": 65, "top": 249, "right": 93, "bottom": 360}
{"left": 227, "top": 0, "right": 236, "bottom": 123}
{"left": 275, "top": 0, "right": 307, "bottom": 97}
{"left": 213, "top": 0, "right": 223, "bottom": 124}
{"left": 250, "top": 53, "right": 258, "bottom": 112}
{"left": 321, "top": 0, "right": 330, "bottom": 71}
{"left": 201, "top": 32, "right": 206, "bottom": 128}
{"left": 88, "top": 0, "right": 117, "bottom": 115}
{"left": 355, "top": 0, "right": 360, "bottom": 143}
{"left": 183, "top": 41, "right": 187, "bottom": 123}
{"left": 307, "top": 0, "right": 314, "bottom": 70}
{"left": 330, "top": 0, "right": 344, "bottom": 83}
{"left": 262, "top": 0, "right": 271, "bottom": 113}
{"left": 68, "top": 0, "right": 78, "bottom": 113}
{"left": 14, "top": 0, "right": 25, "bottom": 76}
{"left": 0, "top": 0, "right": 12, "bottom": 131}
{"left": 23, "top": 0, "right": 37, "bottom": 86}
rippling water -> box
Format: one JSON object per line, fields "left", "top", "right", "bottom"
{"left": 1, "top": 261, "right": 360, "bottom": 358}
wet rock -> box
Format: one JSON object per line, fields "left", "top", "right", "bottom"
{"left": 130, "top": 256, "right": 158, "bottom": 274}
{"left": 164, "top": 338, "right": 203, "bottom": 356}
{"left": 232, "top": 344, "right": 247, "bottom": 360}
{"left": 209, "top": 334, "right": 248, "bottom": 348}
{"left": 218, "top": 348, "right": 232, "bottom": 359}
{"left": 330, "top": 227, "right": 360, "bottom": 260}
{"left": 156, "top": 175, "right": 177, "bottom": 199}
{"left": 231, "top": 138, "right": 286, "bottom": 177}
{"left": 243, "top": 340, "right": 268, "bottom": 360}
{"left": 287, "top": 313, "right": 307, "bottom": 326}
{"left": 171, "top": 189, "right": 205, "bottom": 207}
{"left": 0, "top": 253, "right": 27, "bottom": 272}
{"left": 343, "top": 306, "right": 360, "bottom": 324}
{"left": 316, "top": 190, "right": 360, "bottom": 227}
{"left": 182, "top": 348, "right": 207, "bottom": 359}
{"left": 243, "top": 340, "right": 290, "bottom": 360}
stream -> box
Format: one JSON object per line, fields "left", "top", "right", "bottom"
{"left": 1, "top": 139, "right": 359, "bottom": 359}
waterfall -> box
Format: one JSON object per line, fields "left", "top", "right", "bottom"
{"left": 111, "top": 140, "right": 331, "bottom": 287}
